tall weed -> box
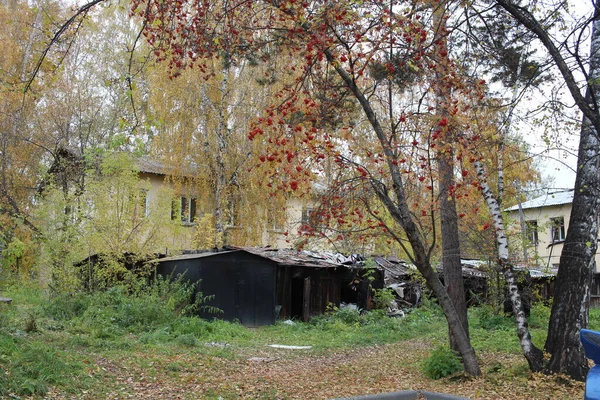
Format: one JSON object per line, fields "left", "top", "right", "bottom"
{"left": 0, "top": 332, "right": 84, "bottom": 396}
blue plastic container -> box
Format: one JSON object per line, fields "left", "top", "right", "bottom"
{"left": 580, "top": 329, "right": 600, "bottom": 400}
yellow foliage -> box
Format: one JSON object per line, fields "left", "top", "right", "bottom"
{"left": 193, "top": 214, "right": 223, "bottom": 249}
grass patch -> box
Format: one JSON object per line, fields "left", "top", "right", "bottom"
{"left": 0, "top": 331, "right": 86, "bottom": 396}
{"left": 0, "top": 281, "right": 583, "bottom": 398}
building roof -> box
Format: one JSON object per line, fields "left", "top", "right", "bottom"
{"left": 159, "top": 250, "right": 237, "bottom": 262}
{"left": 505, "top": 190, "right": 574, "bottom": 212}
{"left": 436, "top": 259, "right": 489, "bottom": 278}
{"left": 159, "top": 247, "right": 363, "bottom": 269}
{"left": 137, "top": 157, "right": 169, "bottom": 175}
{"left": 239, "top": 247, "right": 357, "bottom": 268}
{"left": 373, "top": 256, "right": 412, "bottom": 277}
{"left": 137, "top": 157, "right": 198, "bottom": 177}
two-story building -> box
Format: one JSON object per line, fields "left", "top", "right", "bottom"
{"left": 505, "top": 189, "right": 600, "bottom": 305}
{"left": 136, "top": 157, "right": 320, "bottom": 251}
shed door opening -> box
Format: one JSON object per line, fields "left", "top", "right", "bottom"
{"left": 290, "top": 277, "right": 305, "bottom": 319}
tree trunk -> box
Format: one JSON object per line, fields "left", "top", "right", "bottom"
{"left": 432, "top": 3, "right": 469, "bottom": 354}
{"left": 438, "top": 151, "right": 469, "bottom": 353}
{"left": 492, "top": 0, "right": 600, "bottom": 380}
{"left": 372, "top": 181, "right": 481, "bottom": 376}
{"left": 327, "top": 44, "right": 480, "bottom": 375}
{"left": 544, "top": 13, "right": 600, "bottom": 380}
{"left": 474, "top": 160, "right": 545, "bottom": 372}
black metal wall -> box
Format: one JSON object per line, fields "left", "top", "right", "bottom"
{"left": 157, "top": 250, "right": 277, "bottom": 327}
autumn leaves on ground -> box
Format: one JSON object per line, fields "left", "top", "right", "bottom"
{"left": 0, "top": 283, "right": 586, "bottom": 399}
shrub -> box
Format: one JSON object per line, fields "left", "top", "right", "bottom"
{"left": 422, "top": 346, "right": 463, "bottom": 379}
{"left": 172, "top": 317, "right": 213, "bottom": 337}
{"left": 41, "top": 276, "right": 217, "bottom": 336}
{"left": 43, "top": 293, "right": 91, "bottom": 321}
{"left": 175, "top": 333, "right": 197, "bottom": 347}
{"left": 139, "top": 327, "right": 172, "bottom": 344}
{"left": 472, "top": 304, "right": 512, "bottom": 331}
{"left": 372, "top": 288, "right": 396, "bottom": 310}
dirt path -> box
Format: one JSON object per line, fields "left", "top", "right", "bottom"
{"left": 47, "top": 340, "right": 584, "bottom": 399}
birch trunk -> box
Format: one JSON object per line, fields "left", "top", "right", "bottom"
{"left": 474, "top": 160, "right": 544, "bottom": 371}
{"left": 544, "top": 11, "right": 600, "bottom": 380}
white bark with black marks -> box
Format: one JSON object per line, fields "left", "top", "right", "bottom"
{"left": 474, "top": 160, "right": 544, "bottom": 370}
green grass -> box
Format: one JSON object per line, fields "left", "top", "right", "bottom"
{"left": 0, "top": 331, "right": 87, "bottom": 396}
{"left": 0, "top": 280, "right": 587, "bottom": 398}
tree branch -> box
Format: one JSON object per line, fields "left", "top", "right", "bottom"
{"left": 494, "top": 0, "right": 600, "bottom": 133}
{"left": 25, "top": 0, "right": 107, "bottom": 93}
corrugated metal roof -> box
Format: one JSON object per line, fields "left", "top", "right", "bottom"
{"left": 436, "top": 259, "right": 488, "bottom": 278}
{"left": 373, "top": 257, "right": 411, "bottom": 278}
{"left": 505, "top": 190, "right": 574, "bottom": 211}
{"left": 159, "top": 247, "right": 357, "bottom": 269}
{"left": 239, "top": 247, "right": 349, "bottom": 268}
{"left": 159, "top": 250, "right": 237, "bottom": 262}
{"left": 514, "top": 265, "right": 557, "bottom": 278}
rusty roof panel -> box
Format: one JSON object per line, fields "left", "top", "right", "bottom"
{"left": 236, "top": 247, "right": 347, "bottom": 268}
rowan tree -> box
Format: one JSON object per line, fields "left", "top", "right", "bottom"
{"left": 24, "top": 0, "right": 544, "bottom": 377}
{"left": 125, "top": 0, "right": 503, "bottom": 373}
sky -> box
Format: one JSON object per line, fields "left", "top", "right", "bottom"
{"left": 530, "top": 134, "right": 577, "bottom": 191}
{"left": 515, "top": 0, "right": 596, "bottom": 192}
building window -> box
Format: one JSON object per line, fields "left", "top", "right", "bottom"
{"left": 225, "top": 196, "right": 240, "bottom": 228}
{"left": 551, "top": 217, "right": 565, "bottom": 242}
{"left": 525, "top": 220, "right": 538, "bottom": 244}
{"left": 172, "top": 196, "right": 197, "bottom": 223}
{"left": 133, "top": 190, "right": 149, "bottom": 219}
{"left": 268, "top": 208, "right": 285, "bottom": 232}
{"left": 300, "top": 207, "right": 319, "bottom": 232}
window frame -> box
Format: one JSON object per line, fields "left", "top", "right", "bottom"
{"left": 132, "top": 189, "right": 149, "bottom": 220}
{"left": 172, "top": 196, "right": 197, "bottom": 224}
{"left": 525, "top": 220, "right": 538, "bottom": 245}
{"left": 267, "top": 208, "right": 285, "bottom": 232}
{"left": 550, "top": 216, "right": 566, "bottom": 243}
{"left": 300, "top": 207, "right": 319, "bottom": 232}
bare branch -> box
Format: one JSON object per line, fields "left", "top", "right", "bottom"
{"left": 24, "top": 0, "right": 106, "bottom": 93}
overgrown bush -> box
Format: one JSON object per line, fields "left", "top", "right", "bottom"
{"left": 40, "top": 275, "right": 217, "bottom": 336}
{"left": 175, "top": 333, "right": 197, "bottom": 347}
{"left": 43, "top": 292, "right": 92, "bottom": 321}
{"left": 422, "top": 345, "right": 463, "bottom": 379}
{"left": 372, "top": 288, "right": 396, "bottom": 310}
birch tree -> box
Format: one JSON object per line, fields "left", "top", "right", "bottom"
{"left": 473, "top": 157, "right": 544, "bottom": 371}
{"left": 489, "top": 0, "right": 600, "bottom": 380}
